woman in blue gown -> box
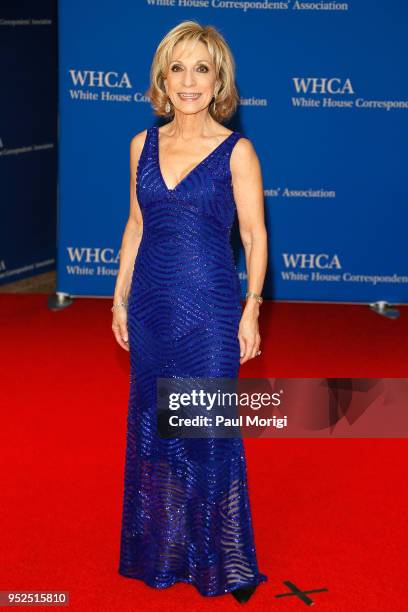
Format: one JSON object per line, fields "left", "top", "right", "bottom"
{"left": 112, "top": 21, "right": 268, "bottom": 602}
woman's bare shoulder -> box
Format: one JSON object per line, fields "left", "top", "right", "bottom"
{"left": 130, "top": 128, "right": 149, "bottom": 153}
{"left": 230, "top": 135, "right": 261, "bottom": 186}
{"left": 231, "top": 134, "right": 257, "bottom": 163}
{"left": 129, "top": 129, "right": 150, "bottom": 177}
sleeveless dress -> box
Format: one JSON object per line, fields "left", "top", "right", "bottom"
{"left": 118, "top": 125, "right": 268, "bottom": 597}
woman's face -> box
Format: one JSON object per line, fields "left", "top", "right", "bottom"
{"left": 163, "top": 40, "right": 217, "bottom": 116}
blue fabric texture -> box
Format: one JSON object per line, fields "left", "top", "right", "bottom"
{"left": 118, "top": 125, "right": 268, "bottom": 597}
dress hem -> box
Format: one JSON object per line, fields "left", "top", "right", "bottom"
{"left": 118, "top": 567, "right": 268, "bottom": 598}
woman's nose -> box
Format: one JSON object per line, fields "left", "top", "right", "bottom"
{"left": 182, "top": 70, "right": 196, "bottom": 87}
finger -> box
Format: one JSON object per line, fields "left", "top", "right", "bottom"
{"left": 239, "top": 336, "right": 246, "bottom": 361}
{"left": 117, "top": 334, "right": 130, "bottom": 351}
{"left": 249, "top": 334, "right": 261, "bottom": 360}
{"left": 112, "top": 325, "right": 129, "bottom": 352}
{"left": 249, "top": 342, "right": 259, "bottom": 360}
{"left": 250, "top": 340, "right": 262, "bottom": 361}
{"left": 248, "top": 334, "right": 261, "bottom": 361}
{"left": 256, "top": 335, "right": 262, "bottom": 358}
{"left": 240, "top": 339, "right": 252, "bottom": 364}
{"left": 119, "top": 322, "right": 128, "bottom": 344}
{"left": 241, "top": 340, "right": 255, "bottom": 364}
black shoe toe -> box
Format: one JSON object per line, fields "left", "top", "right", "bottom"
{"left": 231, "top": 586, "right": 257, "bottom": 603}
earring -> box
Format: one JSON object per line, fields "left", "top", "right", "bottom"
{"left": 213, "top": 89, "right": 218, "bottom": 113}
{"left": 165, "top": 99, "right": 171, "bottom": 113}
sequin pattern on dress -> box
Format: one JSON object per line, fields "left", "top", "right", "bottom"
{"left": 118, "top": 125, "right": 268, "bottom": 597}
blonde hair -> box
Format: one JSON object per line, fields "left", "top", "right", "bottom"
{"left": 146, "top": 20, "right": 239, "bottom": 122}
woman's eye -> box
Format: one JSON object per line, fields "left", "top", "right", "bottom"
{"left": 170, "top": 65, "right": 209, "bottom": 73}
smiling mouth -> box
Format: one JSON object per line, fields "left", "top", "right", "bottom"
{"left": 178, "top": 92, "right": 202, "bottom": 100}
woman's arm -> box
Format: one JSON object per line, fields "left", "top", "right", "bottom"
{"left": 230, "top": 137, "right": 268, "bottom": 364}
{"left": 112, "top": 130, "right": 147, "bottom": 351}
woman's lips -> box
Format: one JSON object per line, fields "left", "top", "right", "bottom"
{"left": 178, "top": 93, "right": 202, "bottom": 101}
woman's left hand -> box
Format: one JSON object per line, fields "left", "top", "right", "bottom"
{"left": 238, "top": 309, "right": 261, "bottom": 364}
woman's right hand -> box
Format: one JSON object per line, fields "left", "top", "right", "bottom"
{"left": 112, "top": 305, "right": 130, "bottom": 352}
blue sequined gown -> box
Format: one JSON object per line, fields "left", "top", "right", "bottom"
{"left": 118, "top": 125, "right": 267, "bottom": 597}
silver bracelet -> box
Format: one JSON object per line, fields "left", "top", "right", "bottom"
{"left": 111, "top": 301, "right": 128, "bottom": 312}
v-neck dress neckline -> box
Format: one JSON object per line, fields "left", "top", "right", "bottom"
{"left": 154, "top": 125, "right": 236, "bottom": 193}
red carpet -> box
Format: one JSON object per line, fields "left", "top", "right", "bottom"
{"left": 1, "top": 293, "right": 407, "bottom": 611}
